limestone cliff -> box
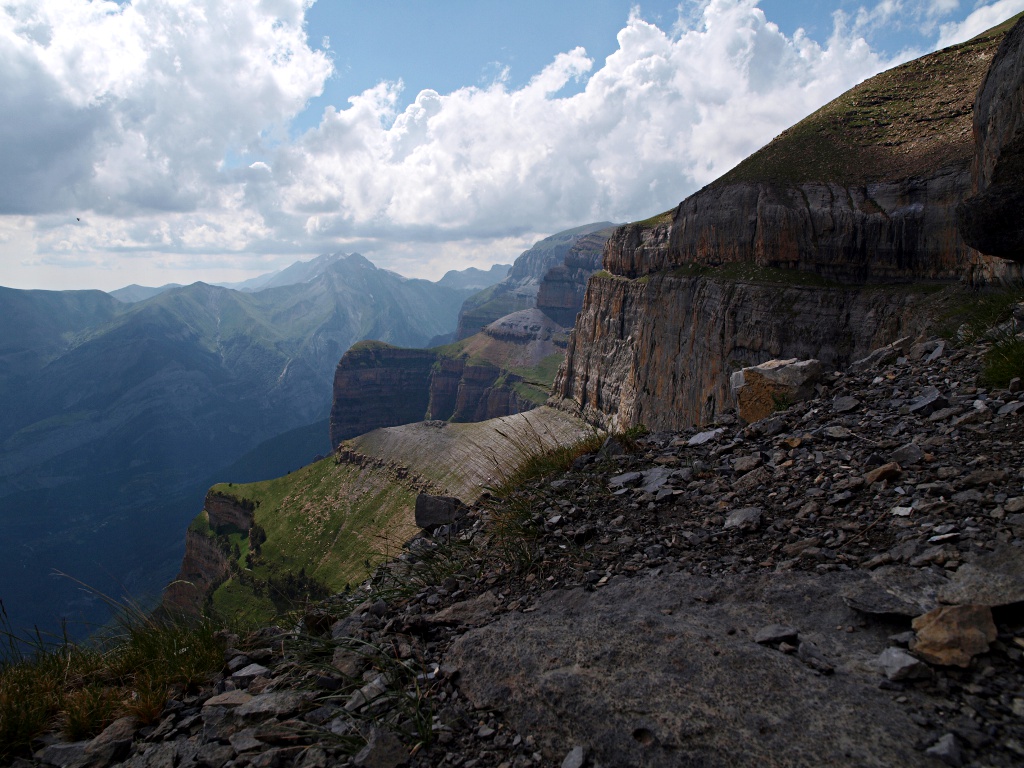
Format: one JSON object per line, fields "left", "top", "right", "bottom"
{"left": 330, "top": 312, "right": 566, "bottom": 446}
{"left": 552, "top": 18, "right": 1024, "bottom": 432}
{"left": 535, "top": 228, "right": 615, "bottom": 327}
{"left": 162, "top": 521, "right": 229, "bottom": 616}
{"left": 329, "top": 342, "right": 436, "bottom": 447}
{"left": 204, "top": 489, "right": 255, "bottom": 532}
{"left": 958, "top": 16, "right": 1024, "bottom": 261}
{"left": 555, "top": 270, "right": 939, "bottom": 431}
{"left": 455, "top": 222, "right": 613, "bottom": 340}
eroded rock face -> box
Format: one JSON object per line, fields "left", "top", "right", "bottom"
{"left": 329, "top": 344, "right": 436, "bottom": 448}
{"left": 609, "top": 171, "right": 979, "bottom": 283}
{"left": 162, "top": 529, "right": 228, "bottom": 616}
{"left": 958, "top": 18, "right": 1024, "bottom": 262}
{"left": 535, "top": 229, "right": 610, "bottom": 327}
{"left": 204, "top": 490, "right": 255, "bottom": 532}
{"left": 455, "top": 223, "right": 613, "bottom": 340}
{"left": 332, "top": 305, "right": 574, "bottom": 441}
{"left": 553, "top": 273, "right": 932, "bottom": 431}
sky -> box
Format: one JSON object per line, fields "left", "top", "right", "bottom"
{"left": 1, "top": 0, "right": 1023, "bottom": 291}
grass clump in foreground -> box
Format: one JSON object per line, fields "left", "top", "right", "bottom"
{"left": 481, "top": 425, "right": 647, "bottom": 576}
{"left": 936, "top": 288, "right": 1024, "bottom": 387}
{"left": 0, "top": 597, "right": 223, "bottom": 761}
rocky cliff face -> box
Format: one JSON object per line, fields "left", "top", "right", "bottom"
{"left": 162, "top": 527, "right": 229, "bottom": 616}
{"left": 329, "top": 343, "right": 436, "bottom": 448}
{"left": 204, "top": 490, "right": 255, "bottom": 532}
{"left": 331, "top": 316, "right": 561, "bottom": 444}
{"left": 551, "top": 19, "right": 1024, "bottom": 432}
{"left": 607, "top": 169, "right": 974, "bottom": 283}
{"left": 554, "top": 271, "right": 940, "bottom": 431}
{"left": 535, "top": 229, "right": 612, "bottom": 326}
{"left": 454, "top": 222, "right": 613, "bottom": 340}
{"left": 959, "top": 16, "right": 1024, "bottom": 262}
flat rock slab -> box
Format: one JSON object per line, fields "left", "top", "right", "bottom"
{"left": 236, "top": 691, "right": 312, "bottom": 718}
{"left": 938, "top": 545, "right": 1024, "bottom": 607}
{"left": 841, "top": 565, "right": 947, "bottom": 617}
{"left": 447, "top": 569, "right": 935, "bottom": 768}
{"left": 428, "top": 589, "right": 500, "bottom": 626}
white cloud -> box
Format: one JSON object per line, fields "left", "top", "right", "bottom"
{"left": 937, "top": 0, "right": 1024, "bottom": 46}
{"left": 3, "top": 0, "right": 1020, "bottom": 289}
{"left": 265, "top": 0, "right": 893, "bottom": 253}
{"left": 0, "top": 0, "right": 332, "bottom": 216}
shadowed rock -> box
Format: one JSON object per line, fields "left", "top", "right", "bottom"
{"left": 447, "top": 570, "right": 937, "bottom": 767}
{"left": 958, "top": 17, "right": 1024, "bottom": 262}
{"left": 415, "top": 494, "right": 468, "bottom": 531}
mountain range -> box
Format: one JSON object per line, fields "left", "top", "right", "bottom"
{"left": 0, "top": 254, "right": 504, "bottom": 639}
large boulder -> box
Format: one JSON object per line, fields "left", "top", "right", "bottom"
{"left": 958, "top": 17, "right": 1024, "bottom": 262}
{"left": 414, "top": 494, "right": 468, "bottom": 530}
{"left": 731, "top": 358, "right": 823, "bottom": 424}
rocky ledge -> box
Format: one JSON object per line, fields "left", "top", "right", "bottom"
{"left": 22, "top": 331, "right": 1024, "bottom": 768}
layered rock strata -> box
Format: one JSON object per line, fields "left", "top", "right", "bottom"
{"left": 329, "top": 343, "right": 436, "bottom": 448}
{"left": 534, "top": 228, "right": 612, "bottom": 327}
{"left": 552, "top": 19, "right": 1024, "bottom": 433}
{"left": 455, "top": 222, "right": 612, "bottom": 340}
{"left": 162, "top": 526, "right": 229, "bottom": 616}
{"left": 958, "top": 16, "right": 1024, "bottom": 262}
{"left": 331, "top": 310, "right": 569, "bottom": 446}
{"left": 554, "top": 271, "right": 939, "bottom": 431}
{"left": 204, "top": 490, "right": 255, "bottom": 532}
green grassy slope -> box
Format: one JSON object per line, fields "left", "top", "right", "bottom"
{"left": 205, "top": 457, "right": 421, "bottom": 624}
{"left": 716, "top": 16, "right": 1021, "bottom": 187}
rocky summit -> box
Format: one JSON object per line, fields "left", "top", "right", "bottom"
{"left": 22, "top": 321, "right": 1024, "bottom": 767}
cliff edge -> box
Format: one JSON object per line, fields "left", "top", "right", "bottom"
{"left": 552, "top": 17, "right": 1024, "bottom": 433}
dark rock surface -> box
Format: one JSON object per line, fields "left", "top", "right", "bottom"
{"left": 448, "top": 570, "right": 935, "bottom": 767}
{"left": 329, "top": 343, "right": 436, "bottom": 448}
{"left": 958, "top": 17, "right": 1024, "bottom": 262}
{"left": 414, "top": 494, "right": 467, "bottom": 531}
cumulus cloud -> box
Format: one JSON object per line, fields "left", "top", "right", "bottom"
{"left": 937, "top": 0, "right": 1024, "bottom": 47}
{"left": 268, "top": 0, "right": 893, "bottom": 250}
{"left": 0, "top": 0, "right": 332, "bottom": 216}
{"left": 2, "top": 0, "right": 1022, "bottom": 287}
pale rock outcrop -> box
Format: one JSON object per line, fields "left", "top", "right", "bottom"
{"left": 731, "top": 358, "right": 823, "bottom": 424}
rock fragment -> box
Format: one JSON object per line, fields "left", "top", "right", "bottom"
{"left": 731, "top": 358, "right": 822, "bottom": 424}
{"left": 352, "top": 727, "right": 407, "bottom": 768}
{"left": 561, "top": 745, "right": 587, "bottom": 768}
{"left": 415, "top": 494, "right": 468, "bottom": 530}
{"left": 754, "top": 624, "right": 799, "bottom": 645}
{"left": 875, "top": 648, "right": 930, "bottom": 681}
{"left": 911, "top": 605, "right": 998, "bottom": 667}
{"left": 723, "top": 507, "right": 763, "bottom": 531}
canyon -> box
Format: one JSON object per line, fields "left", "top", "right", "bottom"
{"left": 329, "top": 225, "right": 613, "bottom": 446}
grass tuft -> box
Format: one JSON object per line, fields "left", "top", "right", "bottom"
{"left": 983, "top": 333, "right": 1024, "bottom": 388}
{"left": 0, "top": 590, "right": 224, "bottom": 762}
